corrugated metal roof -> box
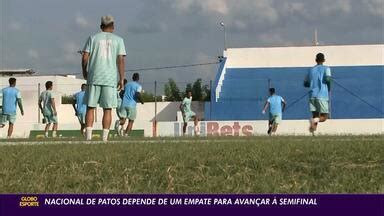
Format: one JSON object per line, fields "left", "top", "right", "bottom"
{"left": 0, "top": 69, "right": 35, "bottom": 76}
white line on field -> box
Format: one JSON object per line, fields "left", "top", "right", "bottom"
{"left": 0, "top": 137, "right": 381, "bottom": 146}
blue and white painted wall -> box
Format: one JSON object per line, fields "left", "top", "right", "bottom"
{"left": 208, "top": 44, "right": 384, "bottom": 121}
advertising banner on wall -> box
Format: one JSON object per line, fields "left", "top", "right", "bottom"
{"left": 156, "top": 119, "right": 384, "bottom": 137}
{"left": 157, "top": 121, "right": 270, "bottom": 137}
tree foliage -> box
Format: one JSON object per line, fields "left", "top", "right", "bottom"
{"left": 183, "top": 79, "right": 211, "bottom": 101}
{"left": 164, "top": 78, "right": 182, "bottom": 101}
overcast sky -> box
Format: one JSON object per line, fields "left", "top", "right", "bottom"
{"left": 1, "top": 0, "right": 383, "bottom": 86}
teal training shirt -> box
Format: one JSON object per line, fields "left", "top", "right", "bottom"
{"left": 83, "top": 32, "right": 126, "bottom": 87}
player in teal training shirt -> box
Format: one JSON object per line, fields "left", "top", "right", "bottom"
{"left": 0, "top": 78, "right": 24, "bottom": 138}
{"left": 39, "top": 81, "right": 58, "bottom": 138}
{"left": 115, "top": 73, "right": 144, "bottom": 137}
{"left": 81, "top": 15, "right": 126, "bottom": 141}
{"left": 180, "top": 90, "right": 200, "bottom": 136}
{"left": 72, "top": 84, "right": 87, "bottom": 136}
{"left": 262, "top": 88, "right": 286, "bottom": 135}
{"left": 304, "top": 53, "right": 332, "bottom": 135}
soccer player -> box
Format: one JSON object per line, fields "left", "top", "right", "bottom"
{"left": 38, "top": 81, "right": 58, "bottom": 138}
{"left": 72, "top": 84, "right": 87, "bottom": 136}
{"left": 0, "top": 78, "right": 24, "bottom": 138}
{"left": 81, "top": 15, "right": 126, "bottom": 141}
{"left": 304, "top": 53, "right": 332, "bottom": 135}
{"left": 116, "top": 73, "right": 144, "bottom": 137}
{"left": 262, "top": 88, "right": 286, "bottom": 135}
{"left": 114, "top": 78, "right": 127, "bottom": 136}
{"left": 180, "top": 90, "right": 199, "bottom": 136}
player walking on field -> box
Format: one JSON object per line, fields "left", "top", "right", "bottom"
{"left": 115, "top": 73, "right": 144, "bottom": 137}
{"left": 81, "top": 15, "right": 126, "bottom": 141}
{"left": 180, "top": 90, "right": 200, "bottom": 136}
{"left": 262, "top": 88, "right": 286, "bottom": 135}
{"left": 72, "top": 84, "right": 87, "bottom": 136}
{"left": 114, "top": 78, "right": 127, "bottom": 135}
{"left": 0, "top": 78, "right": 24, "bottom": 138}
{"left": 39, "top": 81, "right": 58, "bottom": 138}
{"left": 304, "top": 53, "right": 332, "bottom": 135}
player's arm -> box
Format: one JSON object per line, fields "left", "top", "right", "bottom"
{"left": 51, "top": 98, "right": 57, "bottom": 116}
{"left": 281, "top": 98, "right": 287, "bottom": 112}
{"left": 179, "top": 103, "right": 183, "bottom": 112}
{"left": 38, "top": 96, "right": 43, "bottom": 112}
{"left": 179, "top": 99, "right": 186, "bottom": 114}
{"left": 17, "top": 98, "right": 24, "bottom": 116}
{"left": 119, "top": 90, "right": 125, "bottom": 99}
{"left": 82, "top": 52, "right": 89, "bottom": 80}
{"left": 324, "top": 67, "right": 332, "bottom": 91}
{"left": 135, "top": 92, "right": 144, "bottom": 105}
{"left": 262, "top": 101, "right": 269, "bottom": 114}
{"left": 16, "top": 92, "right": 24, "bottom": 115}
{"left": 117, "top": 55, "right": 125, "bottom": 91}
{"left": 304, "top": 73, "right": 310, "bottom": 88}
{"left": 72, "top": 96, "right": 77, "bottom": 115}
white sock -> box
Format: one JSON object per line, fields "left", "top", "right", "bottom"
{"left": 45, "top": 132, "right": 49, "bottom": 138}
{"left": 102, "top": 129, "right": 109, "bottom": 142}
{"left": 52, "top": 131, "right": 57, "bottom": 138}
{"left": 86, "top": 127, "right": 93, "bottom": 140}
{"left": 313, "top": 118, "right": 320, "bottom": 123}
{"left": 119, "top": 127, "right": 124, "bottom": 136}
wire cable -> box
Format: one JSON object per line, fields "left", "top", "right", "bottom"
{"left": 65, "top": 61, "right": 220, "bottom": 76}
{"left": 332, "top": 78, "right": 384, "bottom": 115}
{"left": 283, "top": 92, "right": 310, "bottom": 111}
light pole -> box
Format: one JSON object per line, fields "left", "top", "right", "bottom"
{"left": 220, "top": 22, "right": 226, "bottom": 51}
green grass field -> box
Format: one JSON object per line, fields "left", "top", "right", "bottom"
{"left": 0, "top": 136, "right": 383, "bottom": 194}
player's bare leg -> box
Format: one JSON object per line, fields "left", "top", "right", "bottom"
{"left": 45, "top": 123, "right": 51, "bottom": 138}
{"left": 267, "top": 121, "right": 273, "bottom": 135}
{"left": 319, "top": 113, "right": 328, "bottom": 122}
{"left": 183, "top": 123, "right": 187, "bottom": 136}
{"left": 80, "top": 124, "right": 86, "bottom": 137}
{"left": 85, "top": 107, "right": 95, "bottom": 140}
{"left": 310, "top": 112, "right": 320, "bottom": 135}
{"left": 102, "top": 108, "right": 112, "bottom": 141}
{"left": 193, "top": 116, "right": 200, "bottom": 136}
{"left": 272, "top": 123, "right": 278, "bottom": 134}
{"left": 52, "top": 123, "right": 58, "bottom": 138}
{"left": 7, "top": 123, "right": 14, "bottom": 138}
{"left": 125, "top": 120, "right": 134, "bottom": 136}
{"left": 118, "top": 118, "right": 126, "bottom": 136}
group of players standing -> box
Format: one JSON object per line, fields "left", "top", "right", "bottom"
{"left": 0, "top": 15, "right": 331, "bottom": 139}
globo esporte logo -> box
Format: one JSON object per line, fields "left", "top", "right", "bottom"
{"left": 19, "top": 196, "right": 39, "bottom": 207}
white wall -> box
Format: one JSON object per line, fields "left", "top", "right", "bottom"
{"left": 225, "top": 44, "right": 384, "bottom": 68}
{"left": 1, "top": 75, "right": 205, "bottom": 123}
{"left": 0, "top": 76, "right": 205, "bottom": 138}
{"left": 0, "top": 76, "right": 86, "bottom": 124}
{"left": 0, "top": 101, "right": 204, "bottom": 138}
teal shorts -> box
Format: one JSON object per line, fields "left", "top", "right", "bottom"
{"left": 269, "top": 113, "right": 282, "bottom": 125}
{"left": 77, "top": 112, "right": 86, "bottom": 124}
{"left": 183, "top": 111, "right": 196, "bottom": 123}
{"left": 1, "top": 114, "right": 16, "bottom": 124}
{"left": 119, "top": 106, "right": 137, "bottom": 120}
{"left": 116, "top": 105, "right": 123, "bottom": 118}
{"left": 42, "top": 108, "right": 58, "bottom": 124}
{"left": 309, "top": 98, "right": 329, "bottom": 114}
{"left": 85, "top": 85, "right": 117, "bottom": 109}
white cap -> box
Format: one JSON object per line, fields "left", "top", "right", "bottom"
{"left": 101, "top": 15, "right": 114, "bottom": 26}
